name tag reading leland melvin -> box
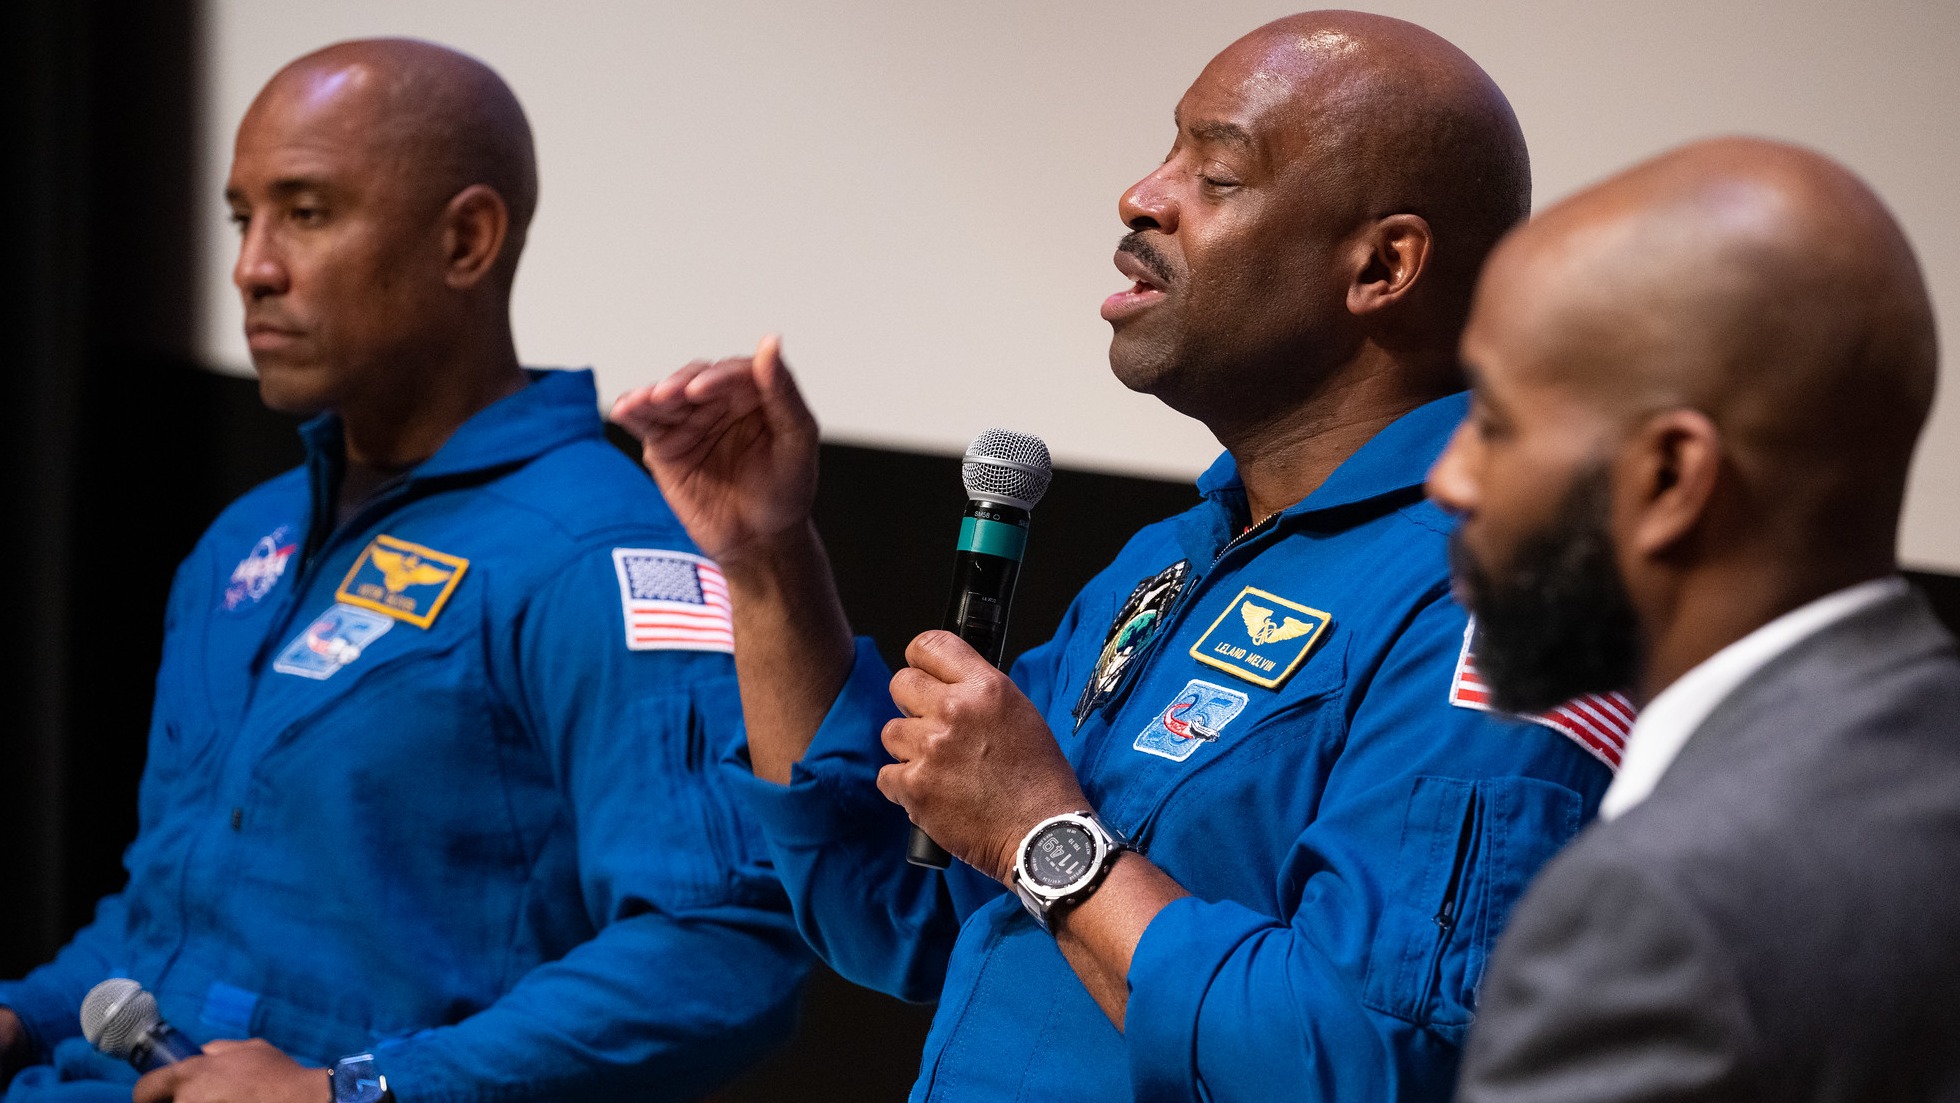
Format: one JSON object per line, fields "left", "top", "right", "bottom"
{"left": 1189, "top": 585, "right": 1332, "bottom": 690}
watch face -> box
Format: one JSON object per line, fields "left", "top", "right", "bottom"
{"left": 1027, "top": 821, "right": 1097, "bottom": 890}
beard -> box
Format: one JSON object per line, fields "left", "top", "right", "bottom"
{"left": 1450, "top": 463, "right": 1641, "bottom": 714}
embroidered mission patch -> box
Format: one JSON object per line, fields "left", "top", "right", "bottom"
{"left": 272, "top": 603, "right": 395, "bottom": 680}
{"left": 1189, "top": 585, "right": 1331, "bottom": 689}
{"left": 221, "top": 525, "right": 298, "bottom": 612}
{"left": 335, "top": 534, "right": 469, "bottom": 629}
{"left": 1133, "top": 678, "right": 1250, "bottom": 761}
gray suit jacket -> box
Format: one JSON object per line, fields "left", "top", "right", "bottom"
{"left": 1458, "top": 588, "right": 1960, "bottom": 1103}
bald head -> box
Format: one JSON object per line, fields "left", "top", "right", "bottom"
{"left": 1432, "top": 138, "right": 1938, "bottom": 703}
{"left": 1108, "top": 12, "right": 1532, "bottom": 434}
{"left": 1223, "top": 11, "right": 1532, "bottom": 332}
{"left": 1479, "top": 137, "right": 1936, "bottom": 551}
{"left": 248, "top": 38, "right": 538, "bottom": 282}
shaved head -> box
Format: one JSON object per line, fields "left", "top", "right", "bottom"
{"left": 1227, "top": 11, "right": 1532, "bottom": 324}
{"left": 1433, "top": 137, "right": 1938, "bottom": 703}
{"left": 1108, "top": 11, "right": 1531, "bottom": 447}
{"left": 247, "top": 37, "right": 538, "bottom": 280}
{"left": 1479, "top": 137, "right": 1935, "bottom": 553}
{"left": 227, "top": 37, "right": 536, "bottom": 451}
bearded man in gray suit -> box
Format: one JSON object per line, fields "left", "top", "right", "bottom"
{"left": 1429, "top": 136, "right": 1960, "bottom": 1101}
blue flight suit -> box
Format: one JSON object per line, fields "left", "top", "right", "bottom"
{"left": 0, "top": 370, "right": 807, "bottom": 1103}
{"left": 732, "top": 393, "right": 1614, "bottom": 1102}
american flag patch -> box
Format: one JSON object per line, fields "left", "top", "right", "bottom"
{"left": 611, "top": 549, "right": 734, "bottom": 653}
{"left": 1448, "top": 620, "right": 1635, "bottom": 771}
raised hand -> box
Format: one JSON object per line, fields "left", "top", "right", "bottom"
{"left": 609, "top": 334, "right": 819, "bottom": 566}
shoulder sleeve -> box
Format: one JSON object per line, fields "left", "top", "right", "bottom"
{"left": 1458, "top": 847, "right": 1756, "bottom": 1103}
{"left": 374, "top": 537, "right": 810, "bottom": 1103}
{"left": 1124, "top": 590, "right": 1613, "bottom": 1102}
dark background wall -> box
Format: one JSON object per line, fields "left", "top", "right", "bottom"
{"left": 4, "top": 2, "right": 1959, "bottom": 1100}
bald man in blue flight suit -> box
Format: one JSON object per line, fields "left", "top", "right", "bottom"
{"left": 613, "top": 12, "right": 1625, "bottom": 1102}
{"left": 0, "top": 39, "right": 805, "bottom": 1103}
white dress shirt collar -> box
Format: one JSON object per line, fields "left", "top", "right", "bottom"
{"left": 1598, "top": 576, "right": 1908, "bottom": 821}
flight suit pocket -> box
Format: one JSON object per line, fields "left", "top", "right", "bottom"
{"left": 632, "top": 674, "right": 759, "bottom": 907}
{"left": 1361, "top": 774, "right": 1581, "bottom": 1044}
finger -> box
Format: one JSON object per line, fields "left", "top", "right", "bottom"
{"left": 880, "top": 715, "right": 926, "bottom": 763}
{"left": 610, "top": 360, "right": 718, "bottom": 433}
{"left": 133, "top": 1058, "right": 195, "bottom": 1103}
{"left": 200, "top": 1038, "right": 247, "bottom": 1054}
{"left": 887, "top": 665, "right": 945, "bottom": 719}
{"left": 904, "top": 630, "right": 995, "bottom": 683}
{"left": 751, "top": 334, "right": 821, "bottom": 445}
{"left": 874, "top": 761, "right": 915, "bottom": 809}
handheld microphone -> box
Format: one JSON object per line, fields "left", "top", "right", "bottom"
{"left": 907, "top": 429, "right": 1053, "bottom": 869}
{"left": 80, "top": 978, "right": 202, "bottom": 1073}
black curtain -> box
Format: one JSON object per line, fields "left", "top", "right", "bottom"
{"left": 0, "top": 0, "right": 226, "bottom": 976}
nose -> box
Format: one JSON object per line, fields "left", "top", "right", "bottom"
{"left": 1118, "top": 165, "right": 1178, "bottom": 234}
{"left": 232, "top": 215, "right": 288, "bottom": 301}
{"left": 1425, "top": 421, "right": 1479, "bottom": 516}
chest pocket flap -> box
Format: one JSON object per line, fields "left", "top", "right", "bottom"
{"left": 1362, "top": 774, "right": 1582, "bottom": 1044}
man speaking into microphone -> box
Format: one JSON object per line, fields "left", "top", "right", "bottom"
{"left": 0, "top": 38, "right": 805, "bottom": 1103}
{"left": 612, "top": 11, "right": 1619, "bottom": 1100}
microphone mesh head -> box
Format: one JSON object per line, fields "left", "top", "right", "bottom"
{"left": 80, "top": 978, "right": 158, "bottom": 1058}
{"left": 962, "top": 429, "right": 1052, "bottom": 510}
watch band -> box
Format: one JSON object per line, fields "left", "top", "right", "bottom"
{"left": 1013, "top": 810, "right": 1127, "bottom": 930}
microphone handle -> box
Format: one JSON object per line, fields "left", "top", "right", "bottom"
{"left": 908, "top": 501, "right": 1029, "bottom": 869}
{"left": 130, "top": 1020, "right": 202, "bottom": 1072}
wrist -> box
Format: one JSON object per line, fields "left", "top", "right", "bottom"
{"left": 1010, "top": 809, "right": 1129, "bottom": 930}
{"left": 990, "top": 786, "right": 1096, "bottom": 886}
{"left": 713, "top": 516, "right": 823, "bottom": 578}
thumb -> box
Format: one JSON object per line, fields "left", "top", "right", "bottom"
{"left": 752, "top": 332, "right": 819, "bottom": 443}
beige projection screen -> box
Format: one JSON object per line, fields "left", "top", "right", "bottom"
{"left": 195, "top": 0, "right": 1960, "bottom": 571}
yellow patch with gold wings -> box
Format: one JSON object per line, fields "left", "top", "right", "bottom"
{"left": 1189, "top": 585, "right": 1332, "bottom": 689}
{"left": 335, "top": 534, "right": 470, "bottom": 628}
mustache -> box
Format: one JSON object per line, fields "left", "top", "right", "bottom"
{"left": 1117, "top": 232, "right": 1174, "bottom": 287}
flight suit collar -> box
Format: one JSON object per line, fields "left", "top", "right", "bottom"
{"left": 1184, "top": 390, "right": 1467, "bottom": 557}
{"left": 297, "top": 367, "right": 604, "bottom": 484}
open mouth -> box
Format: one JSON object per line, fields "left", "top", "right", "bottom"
{"left": 1102, "top": 249, "right": 1168, "bottom": 322}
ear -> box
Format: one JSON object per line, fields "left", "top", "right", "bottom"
{"left": 440, "top": 184, "right": 510, "bottom": 291}
{"left": 1616, "top": 408, "right": 1721, "bottom": 559}
{"left": 1346, "top": 213, "right": 1433, "bottom": 318}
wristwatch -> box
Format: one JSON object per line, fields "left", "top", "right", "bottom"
{"left": 1012, "top": 810, "right": 1127, "bottom": 929}
{"left": 330, "top": 1053, "right": 393, "bottom": 1103}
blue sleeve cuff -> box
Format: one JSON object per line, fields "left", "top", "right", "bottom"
{"left": 727, "top": 637, "right": 898, "bottom": 849}
{"left": 1125, "top": 896, "right": 1392, "bottom": 1103}
{"left": 721, "top": 638, "right": 966, "bottom": 1001}
{"left": 1125, "top": 896, "right": 1264, "bottom": 1102}
{"left": 0, "top": 976, "right": 80, "bottom": 1064}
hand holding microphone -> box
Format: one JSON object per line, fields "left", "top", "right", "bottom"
{"left": 904, "top": 430, "right": 1054, "bottom": 867}
{"left": 82, "top": 980, "right": 328, "bottom": 1103}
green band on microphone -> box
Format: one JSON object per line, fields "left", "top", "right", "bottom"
{"left": 958, "top": 516, "right": 1027, "bottom": 560}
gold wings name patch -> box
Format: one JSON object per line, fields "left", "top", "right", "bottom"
{"left": 335, "top": 534, "right": 470, "bottom": 629}
{"left": 1189, "top": 585, "right": 1332, "bottom": 689}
